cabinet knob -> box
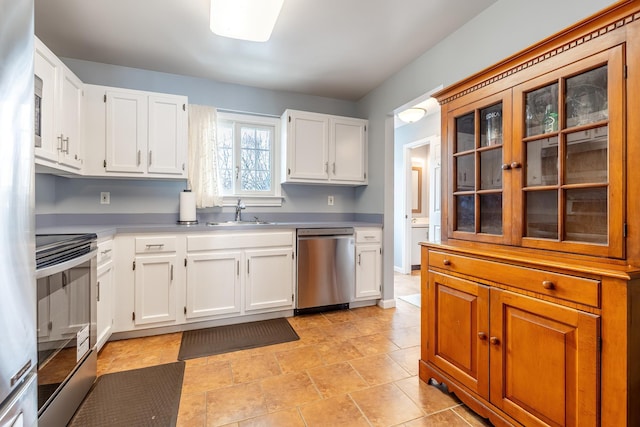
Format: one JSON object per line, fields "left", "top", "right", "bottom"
{"left": 501, "top": 163, "right": 511, "bottom": 170}
{"left": 478, "top": 332, "right": 487, "bottom": 340}
{"left": 443, "top": 259, "right": 451, "bottom": 266}
{"left": 542, "top": 280, "right": 555, "bottom": 290}
{"left": 489, "top": 337, "right": 500, "bottom": 345}
{"left": 510, "top": 161, "right": 522, "bottom": 169}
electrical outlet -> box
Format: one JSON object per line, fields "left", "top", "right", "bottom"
{"left": 328, "top": 195, "right": 334, "bottom": 206}
{"left": 100, "top": 192, "right": 110, "bottom": 205}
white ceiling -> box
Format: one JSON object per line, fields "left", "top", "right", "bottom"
{"left": 34, "top": 0, "right": 497, "bottom": 101}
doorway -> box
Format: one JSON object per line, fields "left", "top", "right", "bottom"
{"left": 392, "top": 96, "right": 441, "bottom": 274}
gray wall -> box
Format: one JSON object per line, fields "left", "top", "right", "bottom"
{"left": 37, "top": 0, "right": 619, "bottom": 303}
{"left": 38, "top": 59, "right": 363, "bottom": 217}
{"left": 356, "top": 0, "right": 618, "bottom": 301}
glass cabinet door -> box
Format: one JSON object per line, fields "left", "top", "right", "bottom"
{"left": 449, "top": 91, "right": 512, "bottom": 244}
{"left": 515, "top": 46, "right": 624, "bottom": 258}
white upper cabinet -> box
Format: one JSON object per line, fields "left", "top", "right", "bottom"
{"left": 281, "top": 109, "right": 367, "bottom": 185}
{"left": 330, "top": 117, "right": 367, "bottom": 183}
{"left": 105, "top": 90, "right": 147, "bottom": 174}
{"left": 84, "top": 84, "right": 188, "bottom": 179}
{"left": 34, "top": 37, "right": 84, "bottom": 173}
{"left": 147, "top": 95, "right": 187, "bottom": 175}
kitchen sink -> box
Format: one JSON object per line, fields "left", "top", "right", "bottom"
{"left": 206, "top": 220, "right": 273, "bottom": 226}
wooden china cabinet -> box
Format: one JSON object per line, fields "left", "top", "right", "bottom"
{"left": 420, "top": 2, "right": 640, "bottom": 426}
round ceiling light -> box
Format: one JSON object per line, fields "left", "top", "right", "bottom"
{"left": 398, "top": 107, "right": 426, "bottom": 123}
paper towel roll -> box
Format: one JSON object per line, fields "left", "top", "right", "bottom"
{"left": 179, "top": 190, "right": 196, "bottom": 223}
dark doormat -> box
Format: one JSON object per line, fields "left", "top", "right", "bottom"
{"left": 178, "top": 317, "right": 299, "bottom": 360}
{"left": 68, "top": 362, "right": 185, "bottom": 427}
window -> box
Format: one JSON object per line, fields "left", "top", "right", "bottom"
{"left": 217, "top": 112, "right": 281, "bottom": 201}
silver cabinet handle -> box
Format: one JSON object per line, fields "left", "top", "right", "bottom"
{"left": 237, "top": 260, "right": 239, "bottom": 276}
{"left": 97, "top": 281, "right": 100, "bottom": 302}
{"left": 170, "top": 264, "right": 174, "bottom": 281}
{"left": 149, "top": 150, "right": 152, "bottom": 166}
{"left": 358, "top": 254, "right": 361, "bottom": 265}
{"left": 145, "top": 243, "right": 165, "bottom": 249}
{"left": 101, "top": 249, "right": 112, "bottom": 255}
{"left": 332, "top": 162, "right": 336, "bottom": 174}
{"left": 247, "top": 259, "right": 250, "bottom": 275}
{"left": 57, "top": 135, "right": 63, "bottom": 151}
{"left": 137, "top": 150, "right": 141, "bottom": 166}
{"left": 63, "top": 137, "right": 70, "bottom": 154}
{"left": 324, "top": 162, "right": 328, "bottom": 173}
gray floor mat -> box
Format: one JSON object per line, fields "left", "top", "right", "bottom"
{"left": 178, "top": 317, "right": 299, "bottom": 360}
{"left": 68, "top": 361, "right": 185, "bottom": 427}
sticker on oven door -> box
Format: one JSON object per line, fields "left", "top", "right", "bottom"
{"left": 76, "top": 325, "right": 90, "bottom": 362}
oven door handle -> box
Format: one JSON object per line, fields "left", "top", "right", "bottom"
{"left": 36, "top": 248, "right": 98, "bottom": 279}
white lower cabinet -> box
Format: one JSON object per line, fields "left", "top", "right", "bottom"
{"left": 185, "top": 230, "right": 295, "bottom": 322}
{"left": 354, "top": 227, "right": 382, "bottom": 301}
{"left": 245, "top": 248, "right": 294, "bottom": 312}
{"left": 96, "top": 239, "right": 114, "bottom": 351}
{"left": 133, "top": 253, "right": 177, "bottom": 325}
{"left": 185, "top": 251, "right": 242, "bottom": 319}
{"left": 113, "top": 230, "right": 295, "bottom": 334}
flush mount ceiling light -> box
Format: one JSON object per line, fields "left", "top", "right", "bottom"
{"left": 398, "top": 107, "right": 427, "bottom": 124}
{"left": 210, "top": 0, "right": 284, "bottom": 42}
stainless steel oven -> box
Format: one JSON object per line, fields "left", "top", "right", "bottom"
{"left": 35, "top": 233, "right": 97, "bottom": 426}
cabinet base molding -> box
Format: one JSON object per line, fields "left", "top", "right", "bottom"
{"left": 419, "top": 361, "right": 520, "bottom": 427}
{"left": 109, "top": 310, "right": 293, "bottom": 342}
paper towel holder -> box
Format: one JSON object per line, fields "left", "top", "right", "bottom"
{"left": 177, "top": 189, "right": 199, "bottom": 225}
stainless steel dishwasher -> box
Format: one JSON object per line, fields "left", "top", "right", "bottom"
{"left": 296, "top": 228, "right": 355, "bottom": 313}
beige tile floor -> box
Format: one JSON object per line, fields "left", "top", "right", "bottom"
{"left": 96, "top": 272, "right": 492, "bottom": 426}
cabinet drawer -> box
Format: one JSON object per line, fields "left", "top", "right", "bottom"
{"left": 135, "top": 236, "right": 177, "bottom": 253}
{"left": 97, "top": 240, "right": 114, "bottom": 265}
{"left": 429, "top": 250, "right": 600, "bottom": 307}
{"left": 355, "top": 228, "right": 382, "bottom": 243}
{"left": 187, "top": 231, "right": 294, "bottom": 251}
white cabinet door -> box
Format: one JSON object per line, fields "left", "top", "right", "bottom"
{"left": 284, "top": 111, "right": 329, "bottom": 181}
{"left": 148, "top": 95, "right": 187, "bottom": 176}
{"left": 330, "top": 117, "right": 367, "bottom": 183}
{"left": 96, "top": 262, "right": 113, "bottom": 351}
{"left": 34, "top": 39, "right": 61, "bottom": 163}
{"left": 134, "top": 254, "right": 176, "bottom": 325}
{"left": 34, "top": 37, "right": 83, "bottom": 172}
{"left": 282, "top": 109, "right": 368, "bottom": 185}
{"left": 185, "top": 251, "right": 242, "bottom": 319}
{"left": 106, "top": 90, "right": 147, "bottom": 174}
{"left": 355, "top": 244, "right": 382, "bottom": 300}
{"left": 58, "top": 68, "right": 84, "bottom": 170}
{"left": 245, "top": 248, "right": 294, "bottom": 312}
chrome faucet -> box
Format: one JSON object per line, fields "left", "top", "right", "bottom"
{"left": 234, "top": 199, "right": 246, "bottom": 221}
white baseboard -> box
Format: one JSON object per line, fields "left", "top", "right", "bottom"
{"left": 378, "top": 298, "right": 396, "bottom": 309}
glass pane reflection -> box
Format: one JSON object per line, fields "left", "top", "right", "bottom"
{"left": 526, "top": 83, "right": 559, "bottom": 137}
{"left": 480, "top": 149, "right": 502, "bottom": 190}
{"left": 565, "top": 127, "right": 608, "bottom": 185}
{"left": 566, "top": 65, "right": 608, "bottom": 128}
{"left": 526, "top": 191, "right": 558, "bottom": 239}
{"left": 456, "top": 113, "right": 475, "bottom": 153}
{"left": 456, "top": 195, "right": 475, "bottom": 232}
{"left": 526, "top": 137, "right": 558, "bottom": 187}
{"left": 480, "top": 194, "right": 502, "bottom": 235}
{"left": 480, "top": 103, "right": 502, "bottom": 147}
{"left": 565, "top": 188, "right": 607, "bottom": 244}
{"left": 456, "top": 154, "right": 475, "bottom": 191}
